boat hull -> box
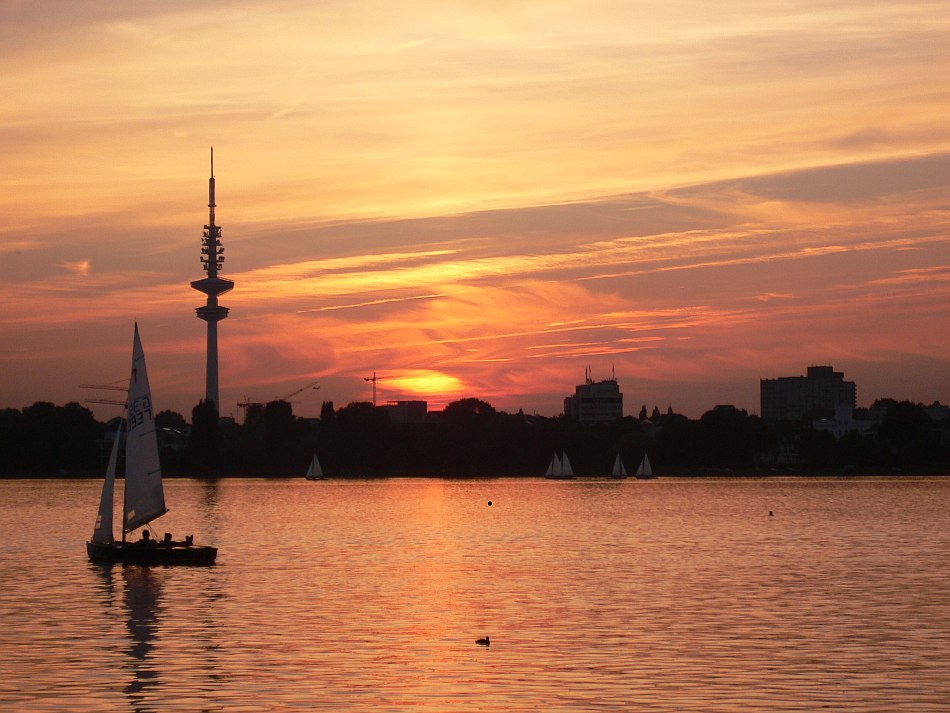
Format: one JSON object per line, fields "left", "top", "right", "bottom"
{"left": 86, "top": 541, "right": 217, "bottom": 566}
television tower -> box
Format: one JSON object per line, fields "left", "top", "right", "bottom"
{"left": 190, "top": 148, "right": 234, "bottom": 411}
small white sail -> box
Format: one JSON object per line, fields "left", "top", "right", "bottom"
{"left": 636, "top": 453, "right": 653, "bottom": 478}
{"left": 306, "top": 453, "right": 323, "bottom": 479}
{"left": 561, "top": 452, "right": 573, "bottom": 477}
{"left": 91, "top": 423, "right": 123, "bottom": 544}
{"left": 123, "top": 324, "right": 167, "bottom": 534}
{"left": 612, "top": 454, "right": 627, "bottom": 478}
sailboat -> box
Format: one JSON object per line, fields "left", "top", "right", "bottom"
{"left": 635, "top": 452, "right": 655, "bottom": 480}
{"left": 87, "top": 324, "right": 217, "bottom": 566}
{"left": 305, "top": 453, "right": 325, "bottom": 480}
{"left": 611, "top": 453, "right": 627, "bottom": 479}
{"left": 544, "top": 451, "right": 575, "bottom": 479}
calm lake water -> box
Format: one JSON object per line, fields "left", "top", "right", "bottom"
{"left": 1, "top": 477, "right": 949, "bottom": 712}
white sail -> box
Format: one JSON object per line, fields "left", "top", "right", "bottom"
{"left": 306, "top": 453, "right": 323, "bottom": 479}
{"left": 561, "top": 452, "right": 573, "bottom": 477}
{"left": 636, "top": 453, "right": 653, "bottom": 478}
{"left": 545, "top": 454, "right": 556, "bottom": 476}
{"left": 612, "top": 454, "right": 627, "bottom": 477}
{"left": 91, "top": 423, "right": 122, "bottom": 543}
{"left": 123, "top": 324, "right": 167, "bottom": 534}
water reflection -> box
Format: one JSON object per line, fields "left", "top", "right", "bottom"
{"left": 7, "top": 479, "right": 950, "bottom": 711}
{"left": 91, "top": 564, "right": 164, "bottom": 712}
{"left": 121, "top": 567, "right": 163, "bottom": 704}
{"left": 199, "top": 480, "right": 221, "bottom": 545}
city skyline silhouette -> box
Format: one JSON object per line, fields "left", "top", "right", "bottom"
{"left": 1, "top": 3, "right": 948, "bottom": 422}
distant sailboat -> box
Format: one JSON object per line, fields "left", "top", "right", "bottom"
{"left": 305, "top": 453, "right": 325, "bottom": 480}
{"left": 545, "top": 451, "right": 575, "bottom": 479}
{"left": 86, "top": 324, "right": 217, "bottom": 566}
{"left": 562, "top": 452, "right": 574, "bottom": 477}
{"left": 635, "top": 452, "right": 655, "bottom": 479}
{"left": 611, "top": 454, "right": 627, "bottom": 479}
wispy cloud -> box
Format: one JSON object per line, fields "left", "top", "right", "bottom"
{"left": 0, "top": 240, "right": 43, "bottom": 254}
{"left": 61, "top": 259, "right": 91, "bottom": 276}
{"left": 870, "top": 266, "right": 950, "bottom": 286}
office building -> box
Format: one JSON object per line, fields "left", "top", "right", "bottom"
{"left": 760, "top": 365, "right": 856, "bottom": 421}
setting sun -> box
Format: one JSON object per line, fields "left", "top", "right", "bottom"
{"left": 383, "top": 371, "right": 466, "bottom": 407}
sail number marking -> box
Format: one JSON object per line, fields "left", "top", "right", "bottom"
{"left": 128, "top": 395, "right": 153, "bottom": 431}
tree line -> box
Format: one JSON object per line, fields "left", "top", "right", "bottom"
{"left": 1, "top": 397, "right": 948, "bottom": 477}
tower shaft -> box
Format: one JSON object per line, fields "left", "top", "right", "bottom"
{"left": 190, "top": 148, "right": 233, "bottom": 411}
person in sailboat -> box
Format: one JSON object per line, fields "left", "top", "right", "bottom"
{"left": 171, "top": 534, "right": 194, "bottom": 547}
{"left": 156, "top": 531, "right": 196, "bottom": 548}
{"left": 137, "top": 530, "right": 156, "bottom": 547}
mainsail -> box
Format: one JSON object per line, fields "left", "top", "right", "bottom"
{"left": 545, "top": 451, "right": 573, "bottom": 477}
{"left": 636, "top": 453, "right": 653, "bottom": 478}
{"left": 612, "top": 454, "right": 627, "bottom": 477}
{"left": 306, "top": 454, "right": 323, "bottom": 479}
{"left": 122, "top": 324, "right": 167, "bottom": 534}
{"left": 561, "top": 452, "right": 573, "bottom": 477}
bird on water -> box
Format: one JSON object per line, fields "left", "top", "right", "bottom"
{"left": 476, "top": 636, "right": 490, "bottom": 646}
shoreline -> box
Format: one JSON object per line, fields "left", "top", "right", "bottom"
{"left": 4, "top": 471, "right": 950, "bottom": 480}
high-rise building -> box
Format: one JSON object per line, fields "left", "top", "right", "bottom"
{"left": 564, "top": 368, "right": 624, "bottom": 423}
{"left": 190, "top": 149, "right": 233, "bottom": 411}
{"left": 760, "top": 365, "right": 856, "bottom": 421}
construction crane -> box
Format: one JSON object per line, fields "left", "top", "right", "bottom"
{"left": 237, "top": 381, "right": 321, "bottom": 420}
{"left": 279, "top": 380, "right": 321, "bottom": 402}
{"left": 363, "top": 372, "right": 401, "bottom": 407}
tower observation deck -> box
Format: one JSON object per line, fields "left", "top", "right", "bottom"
{"left": 190, "top": 148, "right": 234, "bottom": 411}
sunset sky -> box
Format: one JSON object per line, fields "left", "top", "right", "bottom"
{"left": 2, "top": 0, "right": 949, "bottom": 420}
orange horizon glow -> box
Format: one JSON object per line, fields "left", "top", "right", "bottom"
{"left": 1, "top": 2, "right": 949, "bottom": 420}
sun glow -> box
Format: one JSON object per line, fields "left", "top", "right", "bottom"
{"left": 384, "top": 371, "right": 466, "bottom": 404}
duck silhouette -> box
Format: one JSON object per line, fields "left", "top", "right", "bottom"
{"left": 475, "top": 636, "right": 490, "bottom": 646}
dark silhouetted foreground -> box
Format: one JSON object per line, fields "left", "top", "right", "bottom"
{"left": 1, "top": 397, "right": 948, "bottom": 477}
